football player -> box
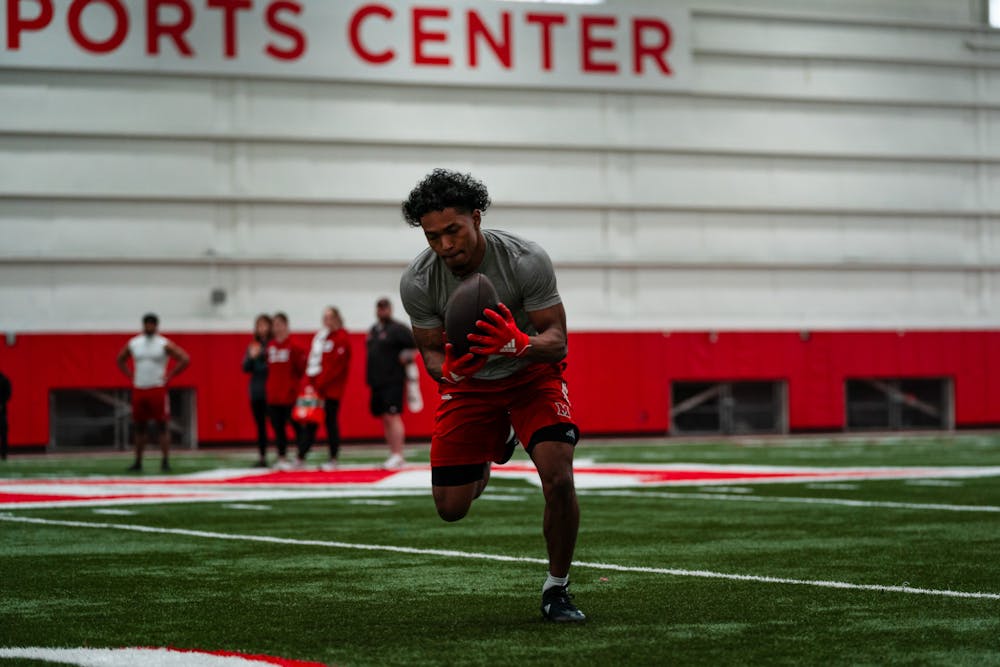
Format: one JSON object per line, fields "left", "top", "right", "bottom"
{"left": 400, "top": 169, "right": 585, "bottom": 623}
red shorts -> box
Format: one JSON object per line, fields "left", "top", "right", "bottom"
{"left": 132, "top": 387, "right": 169, "bottom": 424}
{"left": 431, "top": 362, "right": 578, "bottom": 468}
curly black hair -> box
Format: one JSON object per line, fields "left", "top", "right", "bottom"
{"left": 401, "top": 168, "right": 491, "bottom": 227}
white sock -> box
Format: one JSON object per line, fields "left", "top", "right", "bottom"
{"left": 543, "top": 573, "right": 569, "bottom": 593}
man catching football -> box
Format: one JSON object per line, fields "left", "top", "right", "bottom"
{"left": 399, "top": 168, "right": 585, "bottom": 623}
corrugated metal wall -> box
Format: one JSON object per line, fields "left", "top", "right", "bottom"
{"left": 1, "top": 0, "right": 998, "bottom": 334}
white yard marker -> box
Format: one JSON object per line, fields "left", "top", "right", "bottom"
{"left": 583, "top": 489, "right": 1000, "bottom": 513}
{"left": 349, "top": 500, "right": 397, "bottom": 506}
{"left": 223, "top": 503, "right": 272, "bottom": 511}
{"left": 1, "top": 513, "right": 997, "bottom": 601}
{"left": 92, "top": 509, "right": 137, "bottom": 516}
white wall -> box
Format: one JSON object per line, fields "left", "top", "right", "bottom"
{"left": 2, "top": 0, "right": 999, "bottom": 332}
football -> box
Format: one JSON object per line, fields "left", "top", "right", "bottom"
{"left": 445, "top": 272, "right": 500, "bottom": 357}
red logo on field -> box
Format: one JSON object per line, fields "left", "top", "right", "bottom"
{"left": 2, "top": 463, "right": 999, "bottom": 509}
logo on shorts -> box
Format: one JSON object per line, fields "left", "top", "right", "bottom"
{"left": 441, "top": 394, "right": 453, "bottom": 401}
{"left": 554, "top": 402, "right": 571, "bottom": 418}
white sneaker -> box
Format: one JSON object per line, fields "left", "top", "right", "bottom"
{"left": 320, "top": 459, "right": 339, "bottom": 472}
{"left": 274, "top": 457, "right": 292, "bottom": 471}
{"left": 290, "top": 458, "right": 305, "bottom": 471}
{"left": 382, "top": 453, "right": 405, "bottom": 470}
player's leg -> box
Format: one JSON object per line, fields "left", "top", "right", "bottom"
{"left": 531, "top": 437, "right": 585, "bottom": 622}
{"left": 431, "top": 465, "right": 490, "bottom": 521}
{"left": 530, "top": 440, "right": 579, "bottom": 579}
{"left": 509, "top": 365, "right": 585, "bottom": 622}
{"left": 430, "top": 391, "right": 506, "bottom": 521}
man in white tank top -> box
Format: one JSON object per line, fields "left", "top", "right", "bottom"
{"left": 116, "top": 313, "right": 190, "bottom": 472}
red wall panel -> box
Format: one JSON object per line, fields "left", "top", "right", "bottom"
{"left": 1, "top": 329, "right": 998, "bottom": 448}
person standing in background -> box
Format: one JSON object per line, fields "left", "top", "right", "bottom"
{"left": 0, "top": 370, "right": 10, "bottom": 461}
{"left": 266, "top": 312, "right": 305, "bottom": 471}
{"left": 366, "top": 298, "right": 417, "bottom": 469}
{"left": 299, "top": 306, "right": 352, "bottom": 470}
{"left": 242, "top": 314, "right": 272, "bottom": 467}
{"left": 116, "top": 313, "right": 190, "bottom": 472}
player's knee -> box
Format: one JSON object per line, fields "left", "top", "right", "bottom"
{"left": 540, "top": 468, "right": 575, "bottom": 499}
{"left": 432, "top": 490, "right": 472, "bottom": 522}
{"left": 435, "top": 501, "right": 469, "bottom": 522}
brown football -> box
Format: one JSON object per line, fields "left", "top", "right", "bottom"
{"left": 444, "top": 273, "right": 500, "bottom": 357}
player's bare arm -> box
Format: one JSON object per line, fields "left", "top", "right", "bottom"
{"left": 116, "top": 345, "right": 132, "bottom": 381}
{"left": 521, "top": 303, "right": 568, "bottom": 363}
{"left": 469, "top": 302, "right": 568, "bottom": 362}
{"left": 411, "top": 325, "right": 446, "bottom": 380}
{"left": 164, "top": 342, "right": 191, "bottom": 383}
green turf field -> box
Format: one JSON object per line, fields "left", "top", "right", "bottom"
{"left": 2, "top": 435, "right": 1000, "bottom": 666}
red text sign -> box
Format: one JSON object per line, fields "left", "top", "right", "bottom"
{"left": 1, "top": 0, "right": 690, "bottom": 91}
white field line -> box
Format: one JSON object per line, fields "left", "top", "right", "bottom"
{"left": 91, "top": 509, "right": 138, "bottom": 516}
{"left": 582, "top": 489, "right": 1000, "bottom": 513}
{"left": 0, "top": 488, "right": 431, "bottom": 510}
{"left": 1, "top": 513, "right": 998, "bottom": 602}
{"left": 806, "top": 483, "right": 860, "bottom": 491}
{"left": 348, "top": 500, "right": 397, "bottom": 506}
{"left": 222, "top": 504, "right": 272, "bottom": 511}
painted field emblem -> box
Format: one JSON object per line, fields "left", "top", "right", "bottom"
{"left": 1, "top": 463, "right": 999, "bottom": 509}
{"left": 0, "top": 646, "right": 325, "bottom": 666}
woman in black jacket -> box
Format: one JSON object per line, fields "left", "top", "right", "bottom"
{"left": 242, "top": 314, "right": 272, "bottom": 466}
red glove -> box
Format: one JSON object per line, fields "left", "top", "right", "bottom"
{"left": 468, "top": 303, "right": 532, "bottom": 357}
{"left": 440, "top": 342, "right": 487, "bottom": 385}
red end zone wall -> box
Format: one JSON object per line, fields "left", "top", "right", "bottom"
{"left": 1, "top": 330, "right": 998, "bottom": 447}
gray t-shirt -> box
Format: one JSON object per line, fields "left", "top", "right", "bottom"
{"left": 399, "top": 228, "right": 562, "bottom": 380}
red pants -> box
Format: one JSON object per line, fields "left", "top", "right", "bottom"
{"left": 431, "top": 363, "right": 577, "bottom": 468}
{"left": 132, "top": 387, "right": 168, "bottom": 424}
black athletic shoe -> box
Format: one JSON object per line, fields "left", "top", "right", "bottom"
{"left": 126, "top": 461, "right": 142, "bottom": 472}
{"left": 541, "top": 585, "right": 586, "bottom": 623}
{"left": 497, "top": 427, "right": 520, "bottom": 465}
{"left": 160, "top": 460, "right": 171, "bottom": 473}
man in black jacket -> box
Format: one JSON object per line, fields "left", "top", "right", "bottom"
{"left": 366, "top": 298, "right": 417, "bottom": 469}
